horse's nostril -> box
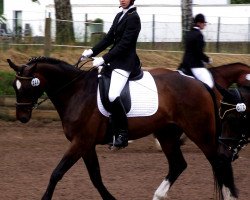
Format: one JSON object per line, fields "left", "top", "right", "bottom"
{"left": 19, "top": 116, "right": 30, "bottom": 123}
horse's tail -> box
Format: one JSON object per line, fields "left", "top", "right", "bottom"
{"left": 211, "top": 155, "right": 238, "bottom": 200}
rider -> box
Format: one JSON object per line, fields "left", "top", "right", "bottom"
{"left": 82, "top": 0, "right": 141, "bottom": 148}
{"left": 179, "top": 13, "right": 214, "bottom": 88}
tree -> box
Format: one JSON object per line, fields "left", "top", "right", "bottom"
{"left": 54, "top": 0, "right": 75, "bottom": 44}
{"left": 31, "top": 0, "right": 75, "bottom": 44}
{"left": 0, "top": 0, "right": 6, "bottom": 23}
{"left": 231, "top": 0, "right": 250, "bottom": 3}
{"left": 181, "top": 0, "right": 193, "bottom": 42}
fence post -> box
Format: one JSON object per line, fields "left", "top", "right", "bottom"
{"left": 44, "top": 17, "right": 51, "bottom": 57}
{"left": 152, "top": 14, "right": 155, "bottom": 49}
{"left": 216, "top": 17, "right": 221, "bottom": 53}
{"left": 248, "top": 17, "right": 250, "bottom": 54}
{"left": 84, "top": 13, "right": 88, "bottom": 44}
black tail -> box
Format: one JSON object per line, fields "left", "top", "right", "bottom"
{"left": 211, "top": 155, "right": 238, "bottom": 200}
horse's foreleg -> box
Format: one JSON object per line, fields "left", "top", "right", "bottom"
{"left": 82, "top": 148, "right": 116, "bottom": 200}
{"left": 41, "top": 142, "right": 82, "bottom": 200}
{"left": 153, "top": 127, "right": 187, "bottom": 200}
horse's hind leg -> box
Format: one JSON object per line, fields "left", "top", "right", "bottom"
{"left": 41, "top": 141, "right": 83, "bottom": 200}
{"left": 153, "top": 125, "right": 187, "bottom": 200}
{"left": 83, "top": 147, "right": 116, "bottom": 200}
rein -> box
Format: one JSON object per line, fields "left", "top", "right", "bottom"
{"left": 219, "top": 101, "right": 241, "bottom": 119}
{"left": 218, "top": 132, "right": 249, "bottom": 161}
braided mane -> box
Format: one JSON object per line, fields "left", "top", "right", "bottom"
{"left": 27, "top": 56, "right": 70, "bottom": 66}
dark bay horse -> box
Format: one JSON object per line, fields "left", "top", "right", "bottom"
{"left": 7, "top": 57, "right": 238, "bottom": 200}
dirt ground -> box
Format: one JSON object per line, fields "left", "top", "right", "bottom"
{"left": 0, "top": 119, "right": 249, "bottom": 200}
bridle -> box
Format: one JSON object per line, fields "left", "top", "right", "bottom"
{"left": 218, "top": 109, "right": 249, "bottom": 161}
{"left": 218, "top": 88, "right": 249, "bottom": 161}
{"left": 15, "top": 66, "right": 39, "bottom": 110}
{"left": 14, "top": 58, "right": 95, "bottom": 110}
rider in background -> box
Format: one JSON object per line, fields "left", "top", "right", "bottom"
{"left": 179, "top": 13, "right": 214, "bottom": 88}
{"left": 82, "top": 0, "right": 141, "bottom": 148}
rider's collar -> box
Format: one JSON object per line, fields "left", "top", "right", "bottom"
{"left": 122, "top": 5, "right": 135, "bottom": 14}
{"left": 193, "top": 26, "right": 201, "bottom": 30}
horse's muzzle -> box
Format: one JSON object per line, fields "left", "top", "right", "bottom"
{"left": 16, "top": 103, "right": 33, "bottom": 123}
{"left": 18, "top": 115, "right": 31, "bottom": 123}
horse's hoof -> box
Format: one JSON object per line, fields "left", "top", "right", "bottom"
{"left": 108, "top": 145, "right": 120, "bottom": 151}
{"left": 113, "top": 135, "right": 128, "bottom": 148}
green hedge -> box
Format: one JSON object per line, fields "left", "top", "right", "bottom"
{"left": 0, "top": 71, "right": 15, "bottom": 95}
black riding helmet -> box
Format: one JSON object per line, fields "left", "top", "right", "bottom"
{"left": 194, "top": 13, "right": 207, "bottom": 24}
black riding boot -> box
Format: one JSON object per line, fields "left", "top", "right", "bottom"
{"left": 110, "top": 97, "right": 128, "bottom": 148}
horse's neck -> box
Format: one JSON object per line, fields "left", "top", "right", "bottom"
{"left": 40, "top": 63, "right": 80, "bottom": 94}
{"left": 41, "top": 66, "right": 98, "bottom": 119}
{"left": 213, "top": 66, "right": 242, "bottom": 88}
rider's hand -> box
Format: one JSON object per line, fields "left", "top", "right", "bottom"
{"left": 82, "top": 49, "right": 93, "bottom": 58}
{"left": 208, "top": 57, "right": 213, "bottom": 64}
{"left": 93, "top": 57, "right": 104, "bottom": 67}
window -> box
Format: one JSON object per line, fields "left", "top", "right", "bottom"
{"left": 14, "top": 10, "right": 22, "bottom": 36}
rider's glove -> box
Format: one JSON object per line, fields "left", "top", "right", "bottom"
{"left": 93, "top": 57, "right": 104, "bottom": 67}
{"left": 82, "top": 49, "right": 93, "bottom": 58}
{"left": 208, "top": 57, "right": 213, "bottom": 64}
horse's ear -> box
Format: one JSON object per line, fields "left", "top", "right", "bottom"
{"left": 7, "top": 59, "right": 19, "bottom": 72}
{"left": 29, "top": 63, "right": 37, "bottom": 74}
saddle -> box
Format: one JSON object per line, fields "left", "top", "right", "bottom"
{"left": 178, "top": 66, "right": 192, "bottom": 76}
{"left": 98, "top": 66, "right": 144, "bottom": 113}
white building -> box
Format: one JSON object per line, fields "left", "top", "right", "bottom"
{"left": 2, "top": 0, "right": 250, "bottom": 42}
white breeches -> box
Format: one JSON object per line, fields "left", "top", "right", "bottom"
{"left": 108, "top": 69, "right": 131, "bottom": 102}
{"left": 191, "top": 67, "right": 214, "bottom": 88}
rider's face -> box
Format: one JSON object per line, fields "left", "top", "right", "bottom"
{"left": 197, "top": 22, "right": 207, "bottom": 30}
{"left": 120, "top": 0, "right": 131, "bottom": 9}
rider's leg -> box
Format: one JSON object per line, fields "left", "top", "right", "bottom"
{"left": 109, "top": 69, "right": 131, "bottom": 148}
{"left": 191, "top": 67, "right": 214, "bottom": 88}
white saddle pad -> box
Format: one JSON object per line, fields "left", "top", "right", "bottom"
{"left": 176, "top": 70, "right": 195, "bottom": 79}
{"left": 97, "top": 71, "right": 158, "bottom": 117}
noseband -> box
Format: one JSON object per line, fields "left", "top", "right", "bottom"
{"left": 15, "top": 68, "right": 39, "bottom": 110}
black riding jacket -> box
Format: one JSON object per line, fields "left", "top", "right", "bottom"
{"left": 91, "top": 7, "right": 141, "bottom": 76}
{"left": 181, "top": 27, "right": 209, "bottom": 69}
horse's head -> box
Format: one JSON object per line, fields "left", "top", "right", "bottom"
{"left": 218, "top": 87, "right": 250, "bottom": 161}
{"left": 7, "top": 59, "right": 46, "bottom": 123}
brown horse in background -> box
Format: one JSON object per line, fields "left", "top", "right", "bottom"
{"left": 209, "top": 62, "right": 250, "bottom": 88}
{"left": 155, "top": 62, "right": 250, "bottom": 148}
{"left": 7, "top": 57, "right": 239, "bottom": 200}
